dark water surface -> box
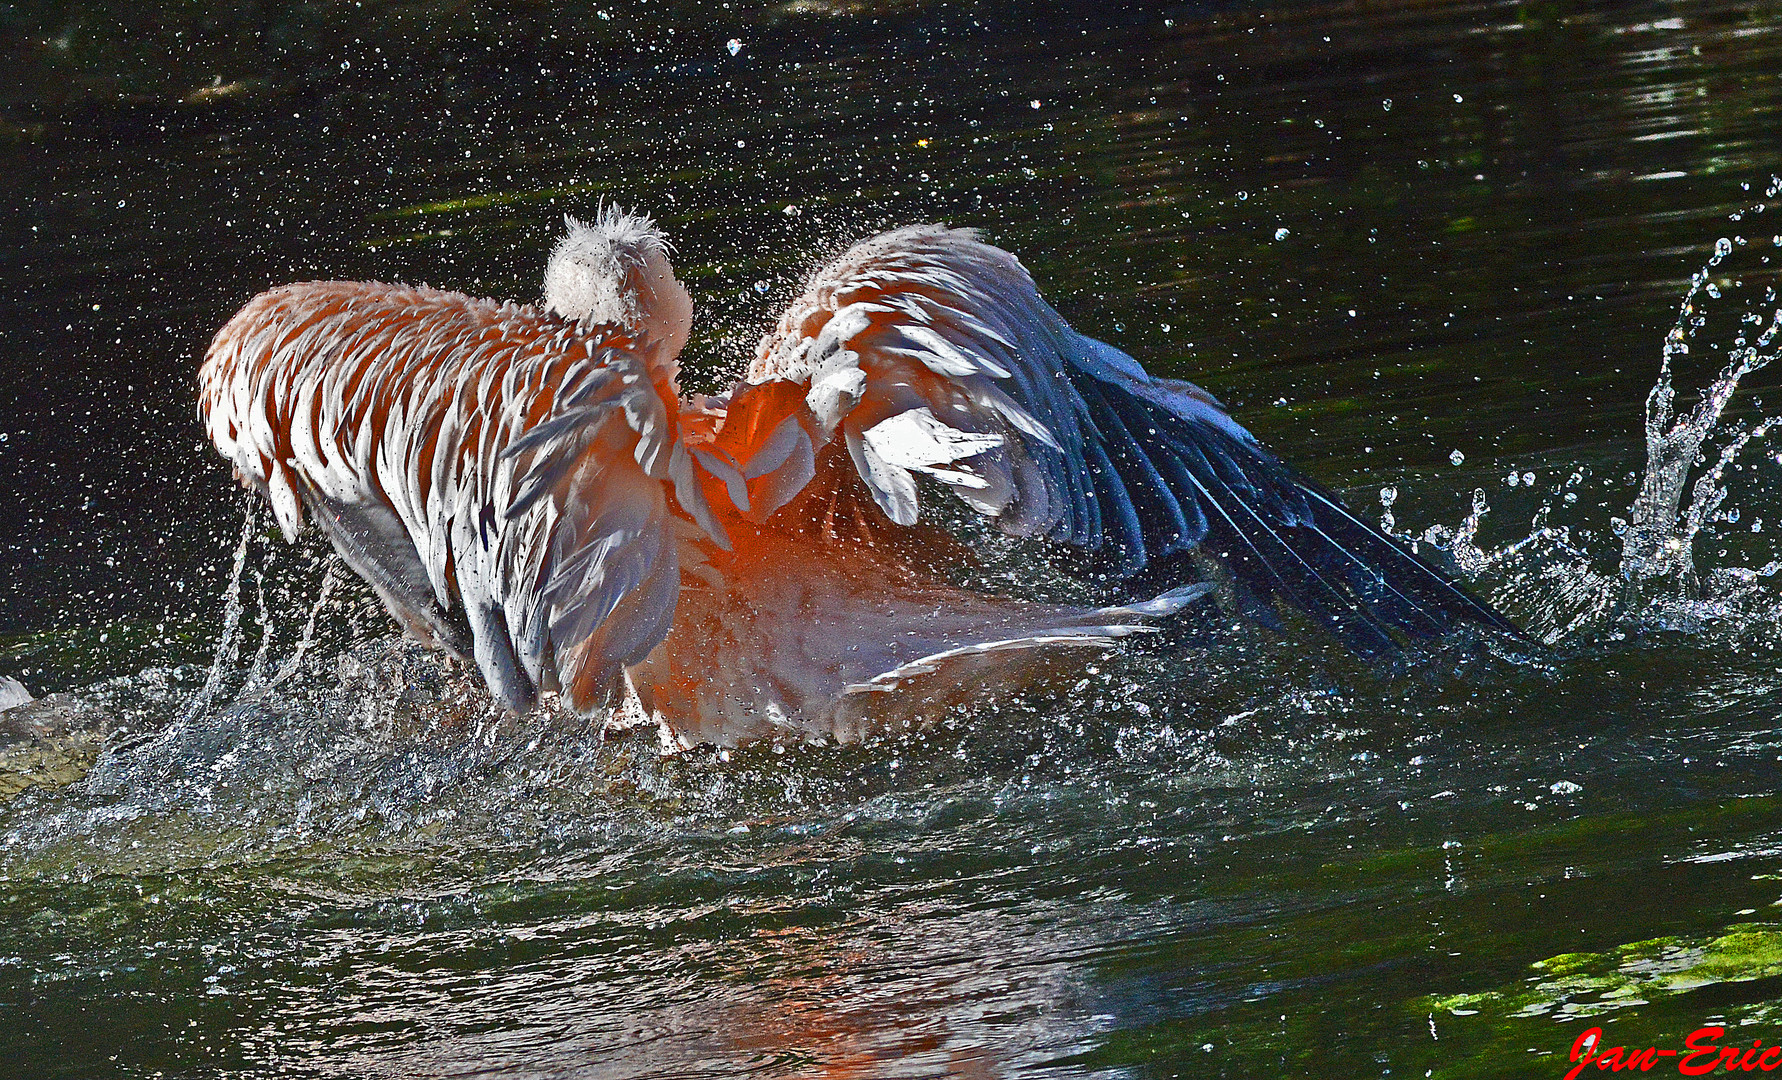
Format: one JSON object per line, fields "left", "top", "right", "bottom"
{"left": 5, "top": 1, "right": 1782, "bottom": 1076}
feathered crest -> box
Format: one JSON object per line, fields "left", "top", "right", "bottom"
{"left": 543, "top": 203, "right": 676, "bottom": 327}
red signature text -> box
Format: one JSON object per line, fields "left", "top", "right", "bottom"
{"left": 1568, "top": 1027, "right": 1782, "bottom": 1078}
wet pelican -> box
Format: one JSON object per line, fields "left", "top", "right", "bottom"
{"left": 199, "top": 208, "right": 1520, "bottom": 746}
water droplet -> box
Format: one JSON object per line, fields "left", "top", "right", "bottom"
{"left": 1379, "top": 486, "right": 1398, "bottom": 506}
{"left": 1237, "top": 191, "right": 1248, "bottom": 201}
{"left": 1453, "top": 93, "right": 1464, "bottom": 103}
{"left": 1707, "top": 281, "right": 1721, "bottom": 298}
{"left": 1449, "top": 450, "right": 1465, "bottom": 466}
{"left": 1029, "top": 99, "right": 1041, "bottom": 109}
{"left": 726, "top": 38, "right": 743, "bottom": 56}
{"left": 1506, "top": 472, "right": 1520, "bottom": 487}
{"left": 1523, "top": 472, "right": 1536, "bottom": 486}
{"left": 1381, "top": 98, "right": 1392, "bottom": 111}
{"left": 1274, "top": 227, "right": 1290, "bottom": 241}
{"left": 1714, "top": 237, "right": 1734, "bottom": 261}
{"left": 753, "top": 280, "right": 770, "bottom": 295}
{"left": 1160, "top": 322, "right": 1171, "bottom": 333}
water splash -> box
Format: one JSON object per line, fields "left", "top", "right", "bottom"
{"left": 1619, "top": 239, "right": 1782, "bottom": 605}
{"left": 177, "top": 501, "right": 258, "bottom": 723}
{"left": 265, "top": 562, "right": 338, "bottom": 690}
{"left": 1409, "top": 224, "right": 1782, "bottom": 645}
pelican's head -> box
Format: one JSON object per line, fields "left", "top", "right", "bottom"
{"left": 543, "top": 206, "right": 693, "bottom": 358}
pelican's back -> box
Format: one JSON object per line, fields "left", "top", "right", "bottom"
{"left": 199, "top": 281, "right": 703, "bottom": 714}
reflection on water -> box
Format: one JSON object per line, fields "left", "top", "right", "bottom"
{"left": 7, "top": 1, "right": 1782, "bottom": 1077}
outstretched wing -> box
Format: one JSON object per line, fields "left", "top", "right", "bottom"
{"left": 726, "top": 225, "right": 1519, "bottom": 654}
{"left": 200, "top": 281, "right": 725, "bottom": 713}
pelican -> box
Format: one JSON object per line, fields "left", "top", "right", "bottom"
{"left": 198, "top": 207, "right": 1520, "bottom": 746}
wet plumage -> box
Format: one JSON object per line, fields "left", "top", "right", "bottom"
{"left": 199, "top": 209, "right": 1520, "bottom": 745}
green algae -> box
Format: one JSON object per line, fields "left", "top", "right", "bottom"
{"left": 1425, "top": 924, "right": 1782, "bottom": 1022}
{"left": 1667, "top": 927, "right": 1782, "bottom": 986}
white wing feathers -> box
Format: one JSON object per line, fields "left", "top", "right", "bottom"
{"left": 752, "top": 226, "right": 1114, "bottom": 541}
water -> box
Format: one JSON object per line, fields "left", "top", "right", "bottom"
{"left": 7, "top": 1, "right": 1782, "bottom": 1076}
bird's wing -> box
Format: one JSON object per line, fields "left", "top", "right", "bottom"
{"left": 200, "top": 281, "right": 727, "bottom": 713}
{"left": 724, "top": 225, "right": 1518, "bottom": 653}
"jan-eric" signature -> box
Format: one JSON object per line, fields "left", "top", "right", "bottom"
{"left": 1569, "top": 1026, "right": 1782, "bottom": 1077}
